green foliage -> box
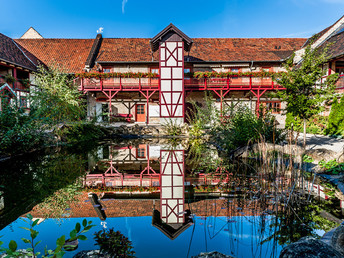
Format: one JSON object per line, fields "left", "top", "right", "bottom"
{"left": 162, "top": 119, "right": 183, "bottom": 136}
{"left": 56, "top": 121, "right": 106, "bottom": 144}
{"left": 4, "top": 74, "right": 15, "bottom": 84}
{"left": 302, "top": 154, "right": 314, "bottom": 163}
{"left": 94, "top": 228, "right": 135, "bottom": 257}
{"left": 286, "top": 113, "right": 328, "bottom": 134}
{"left": 30, "top": 65, "right": 85, "bottom": 124}
{"left": 319, "top": 159, "right": 344, "bottom": 174}
{"left": 187, "top": 94, "right": 216, "bottom": 138}
{"left": 0, "top": 214, "right": 94, "bottom": 257}
{"left": 276, "top": 44, "right": 338, "bottom": 121}
{"left": 326, "top": 96, "right": 344, "bottom": 135}
{"left": 213, "top": 106, "right": 285, "bottom": 152}
{"left": 0, "top": 104, "right": 46, "bottom": 155}
{"left": 36, "top": 181, "right": 82, "bottom": 218}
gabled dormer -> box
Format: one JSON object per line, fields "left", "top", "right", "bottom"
{"left": 150, "top": 23, "right": 193, "bottom": 52}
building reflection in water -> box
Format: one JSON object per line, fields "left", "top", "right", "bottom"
{"left": 85, "top": 143, "right": 194, "bottom": 239}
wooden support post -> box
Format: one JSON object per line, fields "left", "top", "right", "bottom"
{"left": 109, "top": 90, "right": 112, "bottom": 119}
{"left": 146, "top": 90, "right": 149, "bottom": 125}
{"left": 13, "top": 68, "right": 17, "bottom": 90}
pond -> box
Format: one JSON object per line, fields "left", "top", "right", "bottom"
{"left": 0, "top": 139, "right": 342, "bottom": 257}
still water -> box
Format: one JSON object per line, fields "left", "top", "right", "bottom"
{"left": 0, "top": 139, "right": 340, "bottom": 257}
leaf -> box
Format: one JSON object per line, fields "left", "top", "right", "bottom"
{"left": 30, "top": 229, "right": 39, "bottom": 239}
{"left": 78, "top": 235, "right": 87, "bottom": 241}
{"left": 56, "top": 235, "right": 65, "bottom": 247}
{"left": 81, "top": 224, "right": 94, "bottom": 233}
{"left": 32, "top": 219, "right": 40, "bottom": 227}
{"left": 8, "top": 240, "right": 17, "bottom": 252}
{"left": 21, "top": 238, "right": 31, "bottom": 244}
{"left": 75, "top": 222, "right": 81, "bottom": 233}
{"left": 26, "top": 214, "right": 33, "bottom": 221}
{"left": 19, "top": 226, "right": 30, "bottom": 231}
{"left": 82, "top": 219, "right": 87, "bottom": 227}
{"left": 69, "top": 229, "right": 77, "bottom": 239}
{"left": 34, "top": 240, "right": 42, "bottom": 247}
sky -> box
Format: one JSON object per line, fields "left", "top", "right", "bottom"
{"left": 1, "top": 0, "right": 344, "bottom": 39}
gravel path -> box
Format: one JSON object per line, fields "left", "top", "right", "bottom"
{"left": 296, "top": 133, "right": 344, "bottom": 153}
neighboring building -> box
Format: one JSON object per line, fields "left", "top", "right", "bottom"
{"left": 0, "top": 32, "right": 38, "bottom": 111}
{"left": 294, "top": 15, "right": 344, "bottom": 90}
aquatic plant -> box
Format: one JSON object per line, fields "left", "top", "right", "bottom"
{"left": 94, "top": 228, "right": 135, "bottom": 257}
{"left": 0, "top": 214, "right": 94, "bottom": 257}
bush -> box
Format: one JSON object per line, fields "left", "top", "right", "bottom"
{"left": 56, "top": 121, "right": 106, "bottom": 144}
{"left": 326, "top": 96, "right": 344, "bottom": 135}
{"left": 213, "top": 106, "right": 285, "bottom": 152}
{"left": 286, "top": 113, "right": 328, "bottom": 135}
{"left": 0, "top": 105, "right": 46, "bottom": 155}
{"left": 94, "top": 228, "right": 135, "bottom": 257}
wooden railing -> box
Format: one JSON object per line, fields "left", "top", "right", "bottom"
{"left": 76, "top": 76, "right": 284, "bottom": 92}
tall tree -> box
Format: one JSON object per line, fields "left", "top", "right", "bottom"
{"left": 30, "top": 65, "right": 85, "bottom": 124}
{"left": 276, "top": 44, "right": 338, "bottom": 147}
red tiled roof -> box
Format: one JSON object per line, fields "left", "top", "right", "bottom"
{"left": 15, "top": 39, "right": 94, "bottom": 73}
{"left": 97, "top": 38, "right": 306, "bottom": 63}
{"left": 12, "top": 37, "right": 306, "bottom": 73}
{"left": 28, "top": 192, "right": 274, "bottom": 219}
{"left": 0, "top": 33, "right": 37, "bottom": 70}
{"left": 189, "top": 38, "right": 306, "bottom": 62}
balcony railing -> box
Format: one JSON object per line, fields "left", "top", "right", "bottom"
{"left": 76, "top": 76, "right": 283, "bottom": 92}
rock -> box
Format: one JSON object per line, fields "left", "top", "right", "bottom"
{"left": 330, "top": 224, "right": 344, "bottom": 255}
{"left": 279, "top": 237, "right": 342, "bottom": 258}
{"left": 305, "top": 148, "right": 337, "bottom": 163}
{"left": 117, "top": 125, "right": 129, "bottom": 135}
{"left": 192, "top": 251, "right": 235, "bottom": 258}
{"left": 73, "top": 250, "right": 107, "bottom": 258}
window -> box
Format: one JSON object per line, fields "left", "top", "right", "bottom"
{"left": 264, "top": 101, "right": 281, "bottom": 114}
{"left": 151, "top": 68, "right": 159, "bottom": 75}
{"left": 231, "top": 68, "right": 239, "bottom": 80}
{"left": 103, "top": 68, "right": 111, "bottom": 73}
{"left": 137, "top": 148, "right": 146, "bottom": 158}
{"left": 136, "top": 104, "right": 145, "bottom": 114}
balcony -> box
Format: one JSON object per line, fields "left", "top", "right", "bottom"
{"left": 76, "top": 76, "right": 283, "bottom": 92}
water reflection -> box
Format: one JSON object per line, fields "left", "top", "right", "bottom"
{"left": 0, "top": 139, "right": 342, "bottom": 257}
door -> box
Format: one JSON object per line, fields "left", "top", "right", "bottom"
{"left": 136, "top": 104, "right": 146, "bottom": 122}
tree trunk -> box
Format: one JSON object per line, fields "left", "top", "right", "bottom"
{"left": 303, "top": 118, "right": 307, "bottom": 149}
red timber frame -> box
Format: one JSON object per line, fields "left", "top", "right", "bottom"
{"left": 85, "top": 145, "right": 159, "bottom": 187}
{"left": 160, "top": 149, "right": 185, "bottom": 224}
{"left": 80, "top": 77, "right": 159, "bottom": 124}
{"left": 159, "top": 41, "right": 184, "bottom": 120}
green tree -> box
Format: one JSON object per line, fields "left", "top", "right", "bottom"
{"left": 326, "top": 96, "right": 344, "bottom": 135}
{"left": 30, "top": 65, "right": 85, "bottom": 124}
{"left": 276, "top": 45, "right": 338, "bottom": 147}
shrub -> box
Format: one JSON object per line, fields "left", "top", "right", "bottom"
{"left": 213, "top": 106, "right": 285, "bottom": 152}
{"left": 56, "top": 121, "right": 105, "bottom": 143}
{"left": 0, "top": 105, "right": 46, "bottom": 155}
{"left": 326, "top": 96, "right": 344, "bottom": 135}
{"left": 94, "top": 228, "right": 135, "bottom": 257}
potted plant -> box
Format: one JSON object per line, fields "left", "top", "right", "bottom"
{"left": 4, "top": 74, "right": 15, "bottom": 84}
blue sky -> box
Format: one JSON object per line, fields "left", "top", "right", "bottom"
{"left": 1, "top": 0, "right": 344, "bottom": 39}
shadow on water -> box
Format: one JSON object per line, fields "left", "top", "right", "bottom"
{"left": 0, "top": 142, "right": 101, "bottom": 230}
{"left": 0, "top": 138, "right": 343, "bottom": 257}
